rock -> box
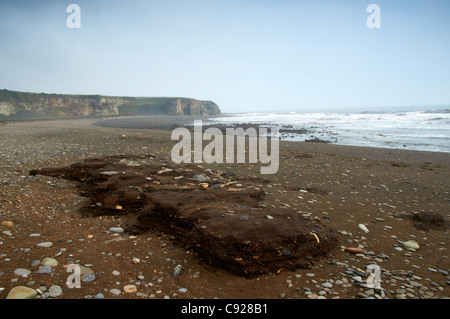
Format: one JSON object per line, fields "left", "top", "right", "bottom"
{"left": 79, "top": 265, "right": 94, "bottom": 275}
{"left": 100, "top": 171, "right": 120, "bottom": 176}
{"left": 14, "top": 268, "right": 31, "bottom": 277}
{"left": 345, "top": 247, "right": 365, "bottom": 254}
{"left": 403, "top": 240, "right": 419, "bottom": 250}
{"left": 48, "top": 285, "right": 63, "bottom": 298}
{"left": 352, "top": 276, "right": 363, "bottom": 283}
{"left": 36, "top": 241, "right": 53, "bottom": 248}
{"left": 178, "top": 288, "right": 188, "bottom": 293}
{"left": 94, "top": 293, "right": 104, "bottom": 299}
{"left": 31, "top": 260, "right": 41, "bottom": 267}
{"left": 36, "top": 266, "right": 53, "bottom": 274}
{"left": 132, "top": 257, "right": 140, "bottom": 264}
{"left": 123, "top": 285, "right": 137, "bottom": 293}
{"left": 266, "top": 215, "right": 274, "bottom": 219}
{"left": 109, "top": 227, "right": 124, "bottom": 234}
{"left": 158, "top": 168, "right": 173, "bottom": 175}
{"left": 322, "top": 282, "right": 333, "bottom": 288}
{"left": 193, "top": 174, "right": 209, "bottom": 182}
{"left": 1, "top": 221, "right": 13, "bottom": 227}
{"left": 112, "top": 270, "right": 121, "bottom": 276}
{"left": 42, "top": 257, "right": 58, "bottom": 267}
{"left": 82, "top": 273, "right": 96, "bottom": 283}
{"left": 6, "top": 286, "right": 37, "bottom": 299}
{"left": 172, "top": 264, "right": 183, "bottom": 277}
{"left": 109, "top": 288, "right": 121, "bottom": 296}
{"left": 358, "top": 224, "right": 369, "bottom": 233}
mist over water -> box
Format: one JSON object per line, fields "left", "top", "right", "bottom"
{"left": 206, "top": 107, "right": 450, "bottom": 153}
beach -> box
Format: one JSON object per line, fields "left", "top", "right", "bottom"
{"left": 0, "top": 117, "right": 449, "bottom": 299}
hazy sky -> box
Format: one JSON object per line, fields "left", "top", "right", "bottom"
{"left": 1, "top": 0, "right": 449, "bottom": 113}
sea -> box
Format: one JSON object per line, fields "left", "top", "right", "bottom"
{"left": 203, "top": 106, "right": 450, "bottom": 153}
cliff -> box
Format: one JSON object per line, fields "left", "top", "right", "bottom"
{"left": 0, "top": 89, "right": 221, "bottom": 120}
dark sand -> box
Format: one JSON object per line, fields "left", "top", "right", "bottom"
{"left": 0, "top": 116, "right": 449, "bottom": 299}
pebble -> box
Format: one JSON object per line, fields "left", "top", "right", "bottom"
{"left": 178, "top": 288, "right": 188, "bottom": 293}
{"left": 36, "top": 265, "right": 52, "bottom": 274}
{"left": 112, "top": 270, "right": 121, "bottom": 276}
{"left": 42, "top": 257, "right": 58, "bottom": 267}
{"left": 48, "top": 285, "right": 63, "bottom": 298}
{"left": 358, "top": 224, "right": 369, "bottom": 233}
{"left": 109, "top": 227, "right": 124, "bottom": 234}
{"left": 82, "top": 273, "right": 96, "bottom": 283}
{"left": 94, "top": 293, "right": 105, "bottom": 299}
{"left": 322, "top": 282, "right": 333, "bottom": 288}
{"left": 14, "top": 268, "right": 31, "bottom": 277}
{"left": 6, "top": 286, "right": 37, "bottom": 299}
{"left": 172, "top": 264, "right": 183, "bottom": 277}
{"left": 1, "top": 221, "right": 14, "bottom": 227}
{"left": 123, "top": 285, "right": 137, "bottom": 293}
{"left": 109, "top": 288, "right": 121, "bottom": 296}
{"left": 345, "top": 247, "right": 365, "bottom": 254}
{"left": 100, "top": 171, "right": 120, "bottom": 176}
{"left": 403, "top": 240, "right": 419, "bottom": 250}
{"left": 36, "top": 242, "right": 53, "bottom": 248}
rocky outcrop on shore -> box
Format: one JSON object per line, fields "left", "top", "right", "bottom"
{"left": 0, "top": 89, "right": 220, "bottom": 120}
{"left": 29, "top": 155, "right": 339, "bottom": 277}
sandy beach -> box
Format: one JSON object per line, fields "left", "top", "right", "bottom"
{"left": 0, "top": 117, "right": 449, "bottom": 300}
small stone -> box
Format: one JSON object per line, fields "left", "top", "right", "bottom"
{"left": 345, "top": 247, "right": 365, "bottom": 254}
{"left": 178, "top": 288, "right": 188, "bottom": 293}
{"left": 403, "top": 240, "right": 419, "bottom": 250}
{"left": 109, "top": 288, "right": 121, "bottom": 296}
{"left": 79, "top": 265, "right": 94, "bottom": 275}
{"left": 36, "top": 242, "right": 53, "bottom": 248}
{"left": 48, "top": 285, "right": 63, "bottom": 298}
{"left": 100, "top": 171, "right": 120, "bottom": 176}
{"left": 42, "top": 257, "right": 58, "bottom": 267}
{"left": 109, "top": 227, "right": 124, "bottom": 234}
{"left": 1, "top": 221, "right": 13, "bottom": 227}
{"left": 322, "top": 282, "right": 333, "bottom": 288}
{"left": 123, "top": 285, "right": 137, "bottom": 293}
{"left": 266, "top": 215, "right": 274, "bottom": 220}
{"left": 36, "top": 266, "right": 52, "bottom": 274}
{"left": 157, "top": 168, "right": 173, "bottom": 175}
{"left": 358, "top": 224, "right": 369, "bottom": 233}
{"left": 6, "top": 286, "right": 37, "bottom": 299}
{"left": 193, "top": 174, "right": 209, "bottom": 182}
{"left": 14, "top": 268, "right": 31, "bottom": 277}
{"left": 352, "top": 276, "right": 363, "bottom": 283}
{"left": 82, "top": 274, "right": 96, "bottom": 283}
{"left": 132, "top": 257, "right": 140, "bottom": 264}
{"left": 112, "top": 270, "right": 121, "bottom": 276}
{"left": 172, "top": 264, "right": 183, "bottom": 277}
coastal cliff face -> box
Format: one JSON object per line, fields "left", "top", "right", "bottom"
{"left": 0, "top": 89, "right": 221, "bottom": 120}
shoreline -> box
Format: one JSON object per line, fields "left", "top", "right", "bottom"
{"left": 0, "top": 118, "right": 448, "bottom": 299}
{"left": 92, "top": 115, "right": 450, "bottom": 156}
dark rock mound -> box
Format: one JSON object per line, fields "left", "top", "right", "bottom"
{"left": 30, "top": 155, "right": 339, "bottom": 277}
{"left": 411, "top": 211, "right": 449, "bottom": 231}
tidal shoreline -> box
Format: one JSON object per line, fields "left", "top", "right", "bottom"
{"left": 0, "top": 118, "right": 448, "bottom": 299}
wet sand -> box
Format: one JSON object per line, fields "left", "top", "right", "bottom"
{"left": 0, "top": 117, "right": 449, "bottom": 300}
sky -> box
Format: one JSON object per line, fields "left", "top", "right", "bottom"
{"left": 0, "top": 0, "right": 449, "bottom": 113}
